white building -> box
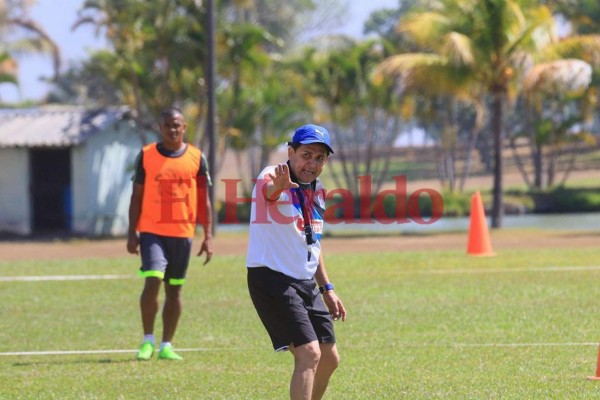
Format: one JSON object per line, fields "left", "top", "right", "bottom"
{"left": 0, "top": 106, "right": 156, "bottom": 236}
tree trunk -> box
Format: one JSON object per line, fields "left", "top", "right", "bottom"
{"left": 458, "top": 125, "right": 481, "bottom": 192}
{"left": 509, "top": 137, "right": 532, "bottom": 189}
{"left": 329, "top": 107, "right": 356, "bottom": 196}
{"left": 547, "top": 145, "right": 557, "bottom": 187}
{"left": 491, "top": 92, "right": 504, "bottom": 228}
{"left": 533, "top": 143, "right": 543, "bottom": 188}
{"left": 192, "top": 80, "right": 206, "bottom": 148}
{"left": 234, "top": 150, "right": 250, "bottom": 196}
{"left": 374, "top": 116, "right": 400, "bottom": 193}
{"left": 477, "top": 135, "right": 493, "bottom": 173}
{"left": 442, "top": 102, "right": 457, "bottom": 192}
{"left": 559, "top": 143, "right": 579, "bottom": 186}
{"left": 259, "top": 142, "right": 271, "bottom": 179}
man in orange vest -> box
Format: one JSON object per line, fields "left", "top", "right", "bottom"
{"left": 127, "top": 107, "right": 213, "bottom": 361}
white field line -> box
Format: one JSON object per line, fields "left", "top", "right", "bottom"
{"left": 363, "top": 342, "right": 600, "bottom": 349}
{"left": 3, "top": 265, "right": 600, "bottom": 283}
{"left": 0, "top": 348, "right": 240, "bottom": 356}
{"left": 1, "top": 343, "right": 598, "bottom": 357}
{"left": 452, "top": 342, "right": 598, "bottom": 348}
{"left": 2, "top": 267, "right": 600, "bottom": 356}
{"left": 0, "top": 274, "right": 135, "bottom": 282}
{"left": 409, "top": 265, "right": 600, "bottom": 275}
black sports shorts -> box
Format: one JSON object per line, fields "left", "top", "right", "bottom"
{"left": 247, "top": 266, "right": 336, "bottom": 351}
{"left": 139, "top": 232, "right": 192, "bottom": 285}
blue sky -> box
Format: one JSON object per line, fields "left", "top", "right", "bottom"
{"left": 0, "top": 0, "right": 397, "bottom": 103}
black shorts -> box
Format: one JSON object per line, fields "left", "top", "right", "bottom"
{"left": 139, "top": 232, "right": 192, "bottom": 285}
{"left": 247, "top": 266, "right": 336, "bottom": 351}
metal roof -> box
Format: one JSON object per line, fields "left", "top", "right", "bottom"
{"left": 0, "top": 106, "right": 132, "bottom": 148}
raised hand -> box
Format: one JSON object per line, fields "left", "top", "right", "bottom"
{"left": 266, "top": 163, "right": 299, "bottom": 201}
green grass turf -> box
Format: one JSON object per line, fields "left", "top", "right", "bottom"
{"left": 2, "top": 244, "right": 600, "bottom": 399}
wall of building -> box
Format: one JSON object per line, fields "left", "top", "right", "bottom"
{"left": 0, "top": 147, "right": 31, "bottom": 234}
{"left": 72, "top": 123, "right": 153, "bottom": 236}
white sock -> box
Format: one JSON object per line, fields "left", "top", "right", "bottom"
{"left": 159, "top": 342, "right": 172, "bottom": 351}
{"left": 143, "top": 334, "right": 155, "bottom": 344}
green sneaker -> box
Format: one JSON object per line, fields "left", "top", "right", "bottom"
{"left": 158, "top": 344, "right": 183, "bottom": 361}
{"left": 137, "top": 341, "right": 155, "bottom": 361}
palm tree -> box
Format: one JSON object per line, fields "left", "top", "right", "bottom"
{"left": 73, "top": 0, "right": 207, "bottom": 128}
{"left": 219, "top": 56, "right": 309, "bottom": 191}
{"left": 217, "top": 22, "right": 273, "bottom": 175}
{"left": 4, "top": 16, "right": 61, "bottom": 81}
{"left": 515, "top": 58, "right": 596, "bottom": 188}
{"left": 0, "top": 0, "right": 61, "bottom": 98}
{"left": 289, "top": 37, "right": 404, "bottom": 201}
{"left": 377, "top": 0, "right": 558, "bottom": 227}
{"left": 374, "top": 45, "right": 486, "bottom": 193}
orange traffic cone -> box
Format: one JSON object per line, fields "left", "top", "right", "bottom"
{"left": 588, "top": 343, "right": 600, "bottom": 380}
{"left": 467, "top": 191, "right": 494, "bottom": 256}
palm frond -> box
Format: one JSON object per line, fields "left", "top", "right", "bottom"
{"left": 539, "top": 35, "right": 600, "bottom": 66}
{"left": 0, "top": 72, "right": 18, "bottom": 85}
{"left": 523, "top": 59, "right": 592, "bottom": 94}
{"left": 505, "top": 0, "right": 527, "bottom": 35}
{"left": 71, "top": 16, "right": 99, "bottom": 32}
{"left": 376, "top": 53, "right": 447, "bottom": 78}
{"left": 375, "top": 53, "right": 475, "bottom": 98}
{"left": 80, "top": 0, "right": 103, "bottom": 10}
{"left": 443, "top": 32, "right": 475, "bottom": 66}
{"left": 503, "top": 5, "right": 555, "bottom": 59}
{"left": 0, "top": 51, "right": 18, "bottom": 85}
{"left": 6, "top": 17, "right": 61, "bottom": 80}
{"left": 398, "top": 11, "right": 450, "bottom": 48}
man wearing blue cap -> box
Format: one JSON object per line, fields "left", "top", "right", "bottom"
{"left": 246, "top": 124, "right": 347, "bottom": 399}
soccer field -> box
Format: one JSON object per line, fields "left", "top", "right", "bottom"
{"left": 1, "top": 235, "right": 600, "bottom": 399}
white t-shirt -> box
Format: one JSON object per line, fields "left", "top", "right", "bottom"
{"left": 246, "top": 165, "right": 326, "bottom": 280}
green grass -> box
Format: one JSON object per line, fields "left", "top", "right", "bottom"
{"left": 2, "top": 243, "right": 600, "bottom": 399}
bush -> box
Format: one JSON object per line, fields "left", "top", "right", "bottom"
{"left": 218, "top": 200, "right": 251, "bottom": 224}
{"left": 216, "top": 186, "right": 600, "bottom": 223}
{"left": 440, "top": 191, "right": 472, "bottom": 216}
{"left": 531, "top": 186, "right": 600, "bottom": 213}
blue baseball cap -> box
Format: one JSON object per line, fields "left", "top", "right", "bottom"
{"left": 288, "top": 124, "right": 334, "bottom": 154}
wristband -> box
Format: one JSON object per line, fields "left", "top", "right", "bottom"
{"left": 319, "top": 283, "right": 334, "bottom": 294}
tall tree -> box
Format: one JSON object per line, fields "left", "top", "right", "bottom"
{"left": 378, "top": 0, "right": 558, "bottom": 228}
{"left": 72, "top": 0, "right": 207, "bottom": 129}
{"left": 375, "top": 43, "right": 486, "bottom": 192}
{"left": 511, "top": 59, "right": 597, "bottom": 188}
{"left": 291, "top": 37, "right": 404, "bottom": 204}
{"left": 215, "top": 0, "right": 344, "bottom": 188}
{"left": 66, "top": 0, "right": 331, "bottom": 152}
{"left": 0, "top": 0, "right": 61, "bottom": 100}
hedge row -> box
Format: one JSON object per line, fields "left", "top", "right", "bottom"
{"left": 217, "top": 186, "right": 600, "bottom": 223}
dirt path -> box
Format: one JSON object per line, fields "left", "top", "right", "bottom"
{"left": 0, "top": 229, "right": 598, "bottom": 262}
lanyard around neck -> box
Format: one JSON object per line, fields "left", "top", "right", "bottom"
{"left": 295, "top": 187, "right": 314, "bottom": 246}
